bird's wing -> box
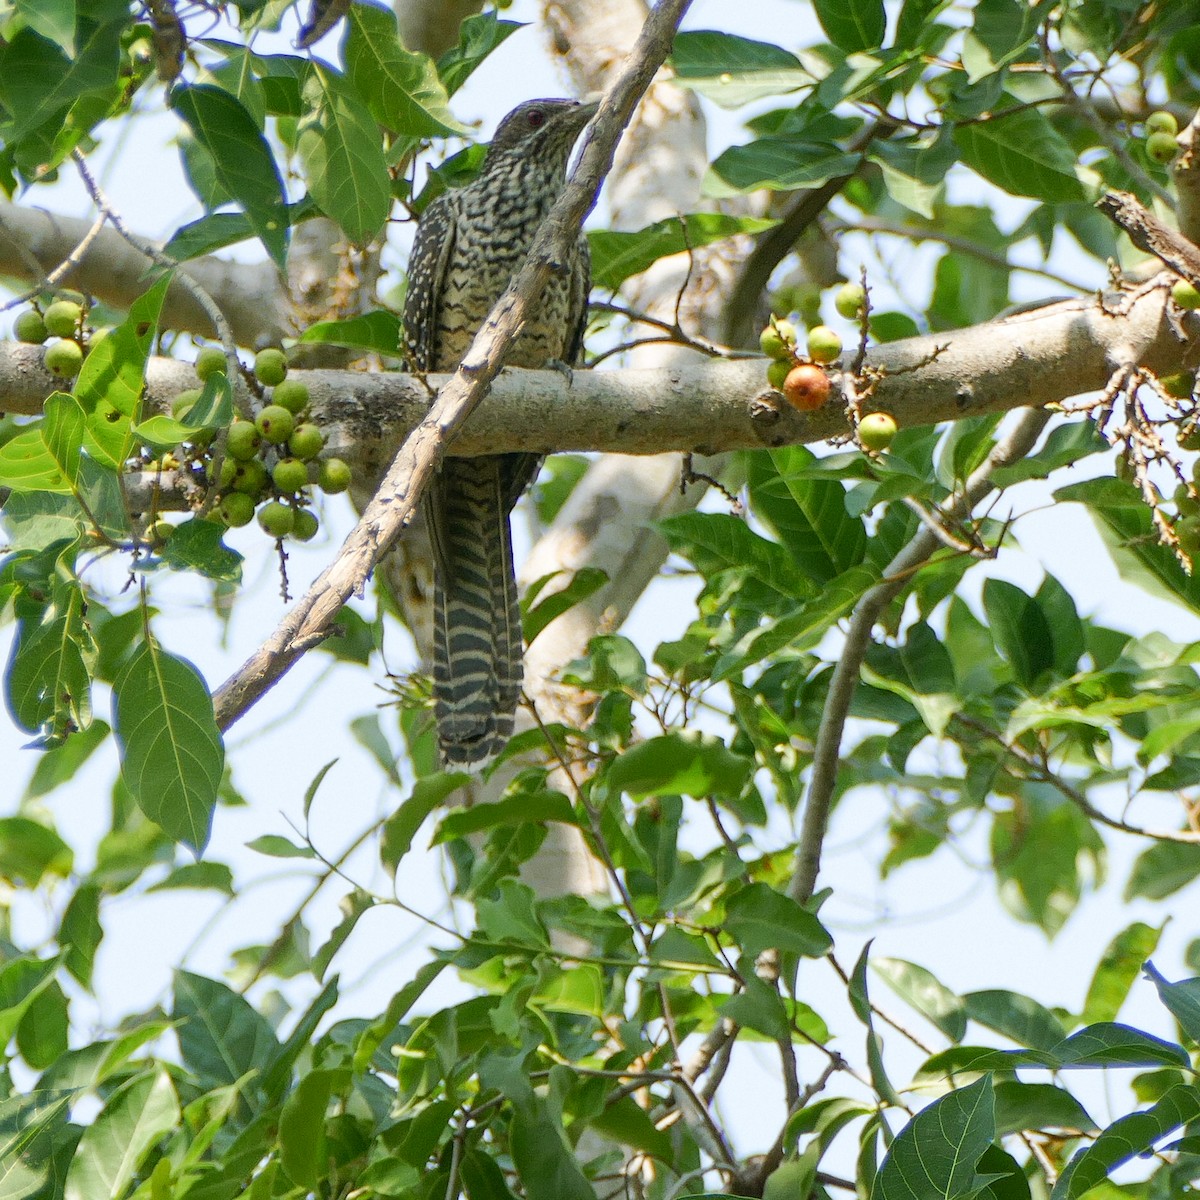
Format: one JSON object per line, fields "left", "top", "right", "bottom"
{"left": 401, "top": 193, "right": 457, "bottom": 373}
{"left": 497, "top": 230, "right": 592, "bottom": 513}
{"left": 565, "top": 229, "right": 591, "bottom": 368}
{"left": 403, "top": 194, "right": 458, "bottom": 577}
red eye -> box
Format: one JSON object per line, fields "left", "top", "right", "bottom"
{"left": 526, "top": 109, "right": 546, "bottom": 128}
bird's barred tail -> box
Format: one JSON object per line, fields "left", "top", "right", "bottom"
{"left": 431, "top": 458, "right": 524, "bottom": 768}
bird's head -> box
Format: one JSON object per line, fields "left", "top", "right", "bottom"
{"left": 483, "top": 98, "right": 599, "bottom": 169}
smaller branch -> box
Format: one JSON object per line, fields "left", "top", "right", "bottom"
{"left": 750, "top": 1056, "right": 846, "bottom": 1190}
{"left": 682, "top": 1018, "right": 736, "bottom": 1084}
{"left": 696, "top": 1027, "right": 733, "bottom": 1103}
{"left": 788, "top": 407, "right": 1052, "bottom": 904}
{"left": 1097, "top": 189, "right": 1200, "bottom": 288}
{"left": 724, "top": 119, "right": 901, "bottom": 351}
{"left": 1175, "top": 108, "right": 1200, "bottom": 245}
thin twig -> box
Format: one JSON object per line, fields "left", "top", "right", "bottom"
{"left": 830, "top": 216, "right": 1090, "bottom": 292}
{"left": 953, "top": 713, "right": 1200, "bottom": 845}
{"left": 0, "top": 211, "right": 109, "bottom": 312}
{"left": 71, "top": 150, "right": 240, "bottom": 372}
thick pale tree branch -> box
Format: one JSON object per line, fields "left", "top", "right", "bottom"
{"left": 0, "top": 200, "right": 290, "bottom": 346}
{"left": 3, "top": 285, "right": 1190, "bottom": 450}
{"left": 209, "top": 0, "right": 692, "bottom": 731}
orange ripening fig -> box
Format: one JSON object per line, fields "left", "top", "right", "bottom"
{"left": 783, "top": 364, "right": 831, "bottom": 411}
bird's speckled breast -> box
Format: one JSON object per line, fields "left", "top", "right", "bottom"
{"left": 432, "top": 159, "right": 581, "bottom": 371}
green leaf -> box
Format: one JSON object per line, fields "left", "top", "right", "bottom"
{"left": 963, "top": 990, "right": 1067, "bottom": 1052}
{"left": 869, "top": 134, "right": 958, "bottom": 218}
{"left": 245, "top": 833, "right": 315, "bottom": 859}
{"left": 873, "top": 958, "right": 967, "bottom": 1041}
{"left": 863, "top": 620, "right": 958, "bottom": 736}
{"left": 343, "top": 2, "right": 466, "bottom": 137}
{"left": 721, "top": 975, "right": 792, "bottom": 1041}
{"left": 1052, "top": 1085, "right": 1200, "bottom": 1199}
{"left": 59, "top": 882, "right": 102, "bottom": 988}
{"left": 1052, "top": 1022, "right": 1189, "bottom": 1068}
{"left": 962, "top": 0, "right": 1046, "bottom": 82}
{"left": 523, "top": 567, "right": 609, "bottom": 645}
{"left": 749, "top": 448, "right": 867, "bottom": 582}
{"left": 0, "top": 817, "right": 72, "bottom": 888}
{"left": 134, "top": 375, "right": 232, "bottom": 449}
{"left": 298, "top": 65, "right": 391, "bottom": 245}
{"left": 917, "top": 1045, "right": 1052, "bottom": 1079}
{"left": 16, "top": 979, "right": 68, "bottom": 1069}
{"left": 312, "top": 889, "right": 374, "bottom": 980}
{"left": 707, "top": 139, "right": 861, "bottom": 196}
{"left": 163, "top": 196, "right": 318, "bottom": 262}
{"left": 724, "top": 882, "right": 833, "bottom": 959}
{"left": 380, "top": 773, "right": 468, "bottom": 873}
{"left": 436, "top": 11, "right": 523, "bottom": 96}
{"left": 24, "top": 718, "right": 109, "bottom": 799}
{"left": 173, "top": 970, "right": 280, "bottom": 1089}
{"left": 589, "top": 213, "right": 777, "bottom": 291}
{"left": 1070, "top": 475, "right": 1200, "bottom": 614}
{"left": 607, "top": 731, "right": 752, "bottom": 799}
{"left": 670, "top": 31, "right": 811, "bottom": 107}
{"left": 263, "top": 975, "right": 339, "bottom": 1100}
{"left": 354, "top": 960, "right": 447, "bottom": 1072}
{"left": 434, "top": 791, "right": 575, "bottom": 843}
{"left": 711, "top": 563, "right": 880, "bottom": 679}
{"left": 5, "top": 581, "right": 91, "bottom": 740}
{"left": 1144, "top": 962, "right": 1200, "bottom": 1045}
{"left": 1124, "top": 839, "right": 1200, "bottom": 901}
{"left": 0, "top": 393, "right": 84, "bottom": 493}
{"left": 1082, "top": 922, "right": 1162, "bottom": 1025}
{"left": 993, "top": 1082, "right": 1095, "bottom": 1136}
{"left": 297, "top": 310, "right": 401, "bottom": 354}
{"left": 279, "top": 1068, "right": 341, "bottom": 1189}
{"left": 659, "top": 511, "right": 809, "bottom": 604}
{"left": 77, "top": 274, "right": 172, "bottom": 470}
{"left": 510, "top": 1097, "right": 596, "bottom": 1200}
{"left": 954, "top": 108, "right": 1087, "bottom": 202}
{"left": 0, "top": 956, "right": 62, "bottom": 1048}
{"left": 476, "top": 879, "right": 550, "bottom": 950}
{"left": 14, "top": 0, "right": 76, "bottom": 53}
{"left": 0, "top": 17, "right": 121, "bottom": 141}
{"left": 0, "top": 1091, "right": 78, "bottom": 1200}
{"left": 171, "top": 84, "right": 289, "bottom": 269}
{"left": 113, "top": 639, "right": 224, "bottom": 852}
{"left": 147, "top": 862, "right": 236, "bottom": 895}
{"left": 896, "top": 0, "right": 954, "bottom": 50}
{"left": 586, "top": 1096, "right": 673, "bottom": 1161}
{"left": 982, "top": 578, "right": 1054, "bottom": 688}
{"left": 63, "top": 1069, "right": 179, "bottom": 1200}
{"left": 159, "top": 517, "right": 244, "bottom": 583}
{"left": 873, "top": 1075, "right": 995, "bottom": 1199}
{"left": 990, "top": 787, "right": 1100, "bottom": 935}
{"left": 989, "top": 419, "right": 1106, "bottom": 487}
{"left": 814, "top": 0, "right": 887, "bottom": 51}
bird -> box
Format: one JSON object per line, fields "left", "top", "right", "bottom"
{"left": 402, "top": 98, "right": 596, "bottom": 768}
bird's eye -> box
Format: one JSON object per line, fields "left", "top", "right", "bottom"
{"left": 526, "top": 109, "right": 546, "bottom": 128}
